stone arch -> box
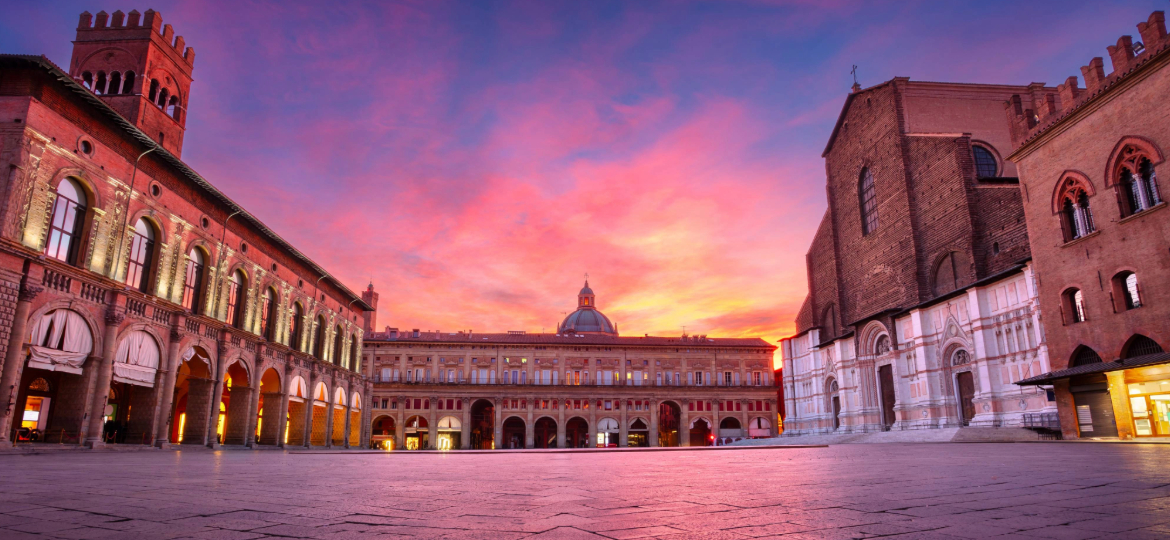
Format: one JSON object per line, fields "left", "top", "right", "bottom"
{"left": 689, "top": 416, "right": 713, "bottom": 446}
{"left": 501, "top": 415, "right": 526, "bottom": 449}
{"left": 1070, "top": 345, "right": 1103, "bottom": 367}
{"left": 1104, "top": 136, "right": 1164, "bottom": 187}
{"left": 1051, "top": 170, "right": 1097, "bottom": 214}
{"left": 1120, "top": 334, "right": 1165, "bottom": 360}
{"left": 657, "top": 400, "right": 681, "bottom": 447}
{"left": 970, "top": 139, "right": 1003, "bottom": 176}
{"left": 26, "top": 302, "right": 103, "bottom": 355}
{"left": 533, "top": 416, "right": 557, "bottom": 449}
{"left": 127, "top": 209, "right": 168, "bottom": 245}
{"left": 931, "top": 250, "right": 973, "bottom": 297}
{"left": 48, "top": 168, "right": 103, "bottom": 209}
{"left": 171, "top": 345, "right": 213, "bottom": 445}
{"left": 858, "top": 320, "right": 891, "bottom": 357}
{"left": 469, "top": 399, "right": 495, "bottom": 450}
{"left": 371, "top": 414, "right": 396, "bottom": 449}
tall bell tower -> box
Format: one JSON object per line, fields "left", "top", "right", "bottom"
{"left": 69, "top": 9, "right": 194, "bottom": 157}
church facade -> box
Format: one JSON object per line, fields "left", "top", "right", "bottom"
{"left": 362, "top": 282, "right": 777, "bottom": 449}
{"left": 780, "top": 79, "right": 1056, "bottom": 435}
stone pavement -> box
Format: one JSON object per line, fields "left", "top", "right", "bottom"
{"left": 1, "top": 443, "right": 1168, "bottom": 539}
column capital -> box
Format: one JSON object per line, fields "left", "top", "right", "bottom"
{"left": 18, "top": 283, "right": 44, "bottom": 302}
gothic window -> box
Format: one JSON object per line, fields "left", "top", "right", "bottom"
{"left": 94, "top": 72, "right": 107, "bottom": 95}
{"left": 226, "top": 269, "right": 247, "bottom": 328}
{"left": 1056, "top": 175, "right": 1096, "bottom": 242}
{"left": 260, "top": 287, "right": 278, "bottom": 340}
{"left": 157, "top": 88, "right": 169, "bottom": 109}
{"left": 181, "top": 247, "right": 206, "bottom": 313}
{"left": 124, "top": 218, "right": 156, "bottom": 293}
{"left": 45, "top": 178, "right": 88, "bottom": 266}
{"left": 1114, "top": 147, "right": 1161, "bottom": 217}
{"left": 1062, "top": 288, "right": 1086, "bottom": 324}
{"left": 81, "top": 71, "right": 93, "bottom": 89}
{"left": 148, "top": 79, "right": 159, "bottom": 102}
{"left": 1112, "top": 271, "right": 1142, "bottom": 311}
{"left": 1070, "top": 346, "right": 1102, "bottom": 367}
{"left": 108, "top": 72, "right": 122, "bottom": 96}
{"left": 289, "top": 302, "right": 304, "bottom": 350}
{"left": 167, "top": 96, "right": 180, "bottom": 120}
{"left": 874, "top": 335, "right": 890, "bottom": 355}
{"left": 859, "top": 168, "right": 879, "bottom": 235}
{"left": 973, "top": 146, "right": 998, "bottom": 178}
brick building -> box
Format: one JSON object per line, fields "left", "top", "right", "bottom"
{"left": 0, "top": 10, "right": 372, "bottom": 449}
{"left": 780, "top": 79, "right": 1055, "bottom": 434}
{"left": 362, "top": 282, "right": 777, "bottom": 449}
{"left": 1013, "top": 11, "right": 1170, "bottom": 440}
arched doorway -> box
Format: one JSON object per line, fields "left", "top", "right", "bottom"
{"left": 658, "top": 401, "right": 680, "bottom": 447}
{"left": 404, "top": 415, "right": 429, "bottom": 450}
{"left": 105, "top": 329, "right": 161, "bottom": 444}
{"left": 437, "top": 416, "right": 461, "bottom": 450}
{"left": 628, "top": 418, "right": 649, "bottom": 447}
{"left": 219, "top": 360, "right": 252, "bottom": 445}
{"left": 17, "top": 308, "right": 95, "bottom": 443}
{"left": 597, "top": 417, "right": 619, "bottom": 447}
{"left": 349, "top": 391, "right": 362, "bottom": 446}
{"left": 330, "top": 387, "right": 347, "bottom": 446}
{"left": 284, "top": 375, "right": 308, "bottom": 446}
{"left": 719, "top": 417, "right": 743, "bottom": 439}
{"left": 372, "top": 415, "right": 395, "bottom": 450}
{"left": 172, "top": 346, "right": 213, "bottom": 445}
{"left": 826, "top": 378, "right": 841, "bottom": 430}
{"left": 534, "top": 417, "right": 557, "bottom": 448}
{"left": 502, "top": 416, "right": 525, "bottom": 449}
{"left": 309, "top": 382, "right": 329, "bottom": 446}
{"left": 566, "top": 417, "right": 588, "bottom": 448}
{"left": 748, "top": 417, "right": 771, "bottom": 437}
{"left": 256, "top": 368, "right": 282, "bottom": 445}
{"left": 690, "top": 417, "right": 712, "bottom": 446}
{"left": 470, "top": 399, "right": 494, "bottom": 449}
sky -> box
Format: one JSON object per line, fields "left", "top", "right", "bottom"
{"left": 2, "top": 0, "right": 1165, "bottom": 368}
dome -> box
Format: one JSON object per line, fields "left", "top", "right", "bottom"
{"left": 560, "top": 308, "right": 616, "bottom": 335}
{"left": 558, "top": 279, "right": 617, "bottom": 335}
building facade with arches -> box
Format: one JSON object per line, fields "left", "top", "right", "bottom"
{"left": 0, "top": 11, "right": 372, "bottom": 449}
{"left": 364, "top": 283, "right": 777, "bottom": 449}
{"left": 780, "top": 78, "right": 1055, "bottom": 435}
{"left": 1009, "top": 11, "right": 1170, "bottom": 439}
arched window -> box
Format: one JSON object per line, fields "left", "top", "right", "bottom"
{"left": 1070, "top": 346, "right": 1102, "bottom": 367}
{"left": 1062, "top": 288, "right": 1086, "bottom": 324}
{"left": 260, "top": 287, "right": 277, "bottom": 340}
{"left": 45, "top": 178, "right": 88, "bottom": 265}
{"left": 1057, "top": 178, "right": 1095, "bottom": 242}
{"left": 81, "top": 71, "right": 93, "bottom": 89}
{"left": 332, "top": 326, "right": 343, "bottom": 364}
{"left": 157, "top": 88, "right": 169, "bottom": 109}
{"left": 124, "top": 218, "right": 155, "bottom": 292}
{"left": 1111, "top": 271, "right": 1142, "bottom": 311}
{"left": 349, "top": 334, "right": 358, "bottom": 370}
{"left": 313, "top": 316, "right": 326, "bottom": 359}
{"left": 820, "top": 305, "right": 836, "bottom": 340}
{"left": 859, "top": 168, "right": 878, "bottom": 235}
{"left": 931, "top": 251, "right": 972, "bottom": 297}
{"left": 1114, "top": 147, "right": 1162, "bottom": 217}
{"left": 973, "top": 146, "right": 998, "bottom": 178}
{"left": 121, "top": 71, "right": 136, "bottom": 94}
{"left": 108, "top": 72, "right": 122, "bottom": 96}
{"left": 289, "top": 303, "right": 304, "bottom": 350}
{"left": 1122, "top": 335, "right": 1164, "bottom": 359}
{"left": 226, "top": 269, "right": 247, "bottom": 328}
{"left": 94, "top": 72, "right": 107, "bottom": 95}
{"left": 166, "top": 96, "right": 179, "bottom": 120}
{"left": 148, "top": 79, "right": 159, "bottom": 102}
{"left": 874, "top": 335, "right": 890, "bottom": 355}
{"left": 181, "top": 247, "right": 206, "bottom": 313}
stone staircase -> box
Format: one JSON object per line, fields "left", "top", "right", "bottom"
{"left": 733, "top": 427, "right": 1044, "bottom": 446}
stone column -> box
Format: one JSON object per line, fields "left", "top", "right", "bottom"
{"left": 680, "top": 399, "right": 691, "bottom": 447}
{"left": 362, "top": 380, "right": 373, "bottom": 448}
{"left": 276, "top": 364, "right": 293, "bottom": 447}
{"left": 204, "top": 341, "right": 229, "bottom": 448}
{"left": 0, "top": 280, "right": 42, "bottom": 449}
{"left": 493, "top": 397, "right": 503, "bottom": 449}
{"left": 302, "top": 370, "right": 316, "bottom": 447}
{"left": 152, "top": 321, "right": 184, "bottom": 447}
{"left": 525, "top": 398, "right": 534, "bottom": 448}
{"left": 323, "top": 376, "right": 336, "bottom": 448}
{"left": 619, "top": 400, "right": 628, "bottom": 447}
{"left": 244, "top": 355, "right": 263, "bottom": 447}
{"left": 556, "top": 401, "right": 566, "bottom": 449}
{"left": 649, "top": 400, "right": 659, "bottom": 447}
{"left": 461, "top": 397, "right": 471, "bottom": 449}
{"left": 83, "top": 307, "right": 124, "bottom": 448}
{"left": 1105, "top": 371, "right": 1135, "bottom": 440}
{"left": 587, "top": 403, "right": 597, "bottom": 448}
{"left": 427, "top": 394, "right": 438, "bottom": 450}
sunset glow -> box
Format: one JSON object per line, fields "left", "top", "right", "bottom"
{"left": 3, "top": 1, "right": 1164, "bottom": 369}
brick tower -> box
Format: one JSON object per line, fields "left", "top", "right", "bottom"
{"left": 361, "top": 283, "right": 379, "bottom": 334}
{"left": 68, "top": 9, "right": 194, "bottom": 157}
